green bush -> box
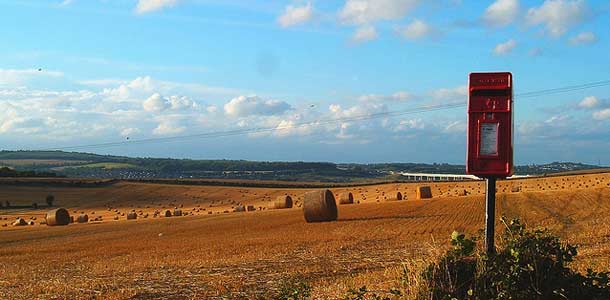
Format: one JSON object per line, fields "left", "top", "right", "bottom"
{"left": 424, "top": 217, "right": 610, "bottom": 300}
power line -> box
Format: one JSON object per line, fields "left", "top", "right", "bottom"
{"left": 43, "top": 79, "right": 610, "bottom": 151}
{"left": 516, "top": 80, "right": 610, "bottom": 98}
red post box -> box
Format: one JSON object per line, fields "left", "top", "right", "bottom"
{"left": 466, "top": 72, "right": 513, "bottom": 178}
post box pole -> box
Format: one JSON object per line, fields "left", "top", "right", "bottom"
{"left": 485, "top": 177, "right": 496, "bottom": 254}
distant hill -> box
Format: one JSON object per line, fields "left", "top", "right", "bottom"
{"left": 0, "top": 150, "right": 605, "bottom": 181}
{"left": 0, "top": 167, "right": 60, "bottom": 178}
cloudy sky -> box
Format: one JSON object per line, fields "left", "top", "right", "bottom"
{"left": 0, "top": 0, "right": 609, "bottom": 164}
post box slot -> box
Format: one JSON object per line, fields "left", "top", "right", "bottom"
{"left": 471, "top": 89, "right": 510, "bottom": 97}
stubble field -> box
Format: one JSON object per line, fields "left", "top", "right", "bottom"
{"left": 1, "top": 173, "right": 610, "bottom": 299}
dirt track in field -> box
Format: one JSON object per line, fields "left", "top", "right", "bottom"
{"left": 1, "top": 173, "right": 610, "bottom": 299}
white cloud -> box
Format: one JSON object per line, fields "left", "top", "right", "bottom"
{"left": 102, "top": 76, "right": 156, "bottom": 102}
{"left": 274, "top": 117, "right": 315, "bottom": 138}
{"left": 224, "top": 95, "right": 292, "bottom": 117}
{"left": 206, "top": 105, "right": 218, "bottom": 113}
{"left": 593, "top": 109, "right": 610, "bottom": 120}
{"left": 443, "top": 121, "right": 466, "bottom": 133}
{"left": 483, "top": 0, "right": 520, "bottom": 27}
{"left": 0, "top": 75, "right": 212, "bottom": 141}
{"left": 142, "top": 93, "right": 170, "bottom": 112}
{"left": 153, "top": 120, "right": 185, "bottom": 135}
{"left": 430, "top": 85, "right": 468, "bottom": 101}
{"left": 100, "top": 76, "right": 239, "bottom": 104}
{"left": 339, "top": 0, "right": 421, "bottom": 25}
{"left": 358, "top": 91, "right": 411, "bottom": 102}
{"left": 142, "top": 93, "right": 198, "bottom": 112}
{"left": 328, "top": 102, "right": 387, "bottom": 119}
{"left": 493, "top": 39, "right": 517, "bottom": 55}
{"left": 396, "top": 19, "right": 435, "bottom": 40}
{"left": 525, "top": 0, "right": 589, "bottom": 37}
{"left": 545, "top": 114, "right": 570, "bottom": 124}
{"left": 0, "top": 104, "right": 20, "bottom": 134}
{"left": 120, "top": 127, "right": 140, "bottom": 137}
{"left": 351, "top": 25, "right": 378, "bottom": 43}
{"left": 517, "top": 121, "right": 543, "bottom": 136}
{"left": 579, "top": 96, "right": 599, "bottom": 109}
{"left": 329, "top": 104, "right": 341, "bottom": 114}
{"left": 569, "top": 31, "right": 597, "bottom": 45}
{"left": 0, "top": 90, "right": 114, "bottom": 139}
{"left": 0, "top": 68, "right": 64, "bottom": 86}
{"left": 394, "top": 118, "right": 425, "bottom": 131}
{"left": 135, "top": 0, "right": 179, "bottom": 14}
{"left": 278, "top": 2, "right": 314, "bottom": 27}
{"left": 167, "top": 95, "right": 197, "bottom": 110}
{"left": 336, "top": 122, "right": 356, "bottom": 140}
{"left": 324, "top": 102, "right": 388, "bottom": 142}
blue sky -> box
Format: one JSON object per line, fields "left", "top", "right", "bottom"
{"left": 0, "top": 0, "right": 609, "bottom": 164}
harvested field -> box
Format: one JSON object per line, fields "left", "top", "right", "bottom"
{"left": 1, "top": 172, "right": 610, "bottom": 299}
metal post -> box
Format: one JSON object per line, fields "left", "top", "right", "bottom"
{"left": 485, "top": 177, "right": 496, "bottom": 254}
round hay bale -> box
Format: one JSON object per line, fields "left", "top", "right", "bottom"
{"left": 126, "top": 212, "right": 137, "bottom": 220}
{"left": 173, "top": 209, "right": 182, "bottom": 217}
{"left": 416, "top": 186, "right": 433, "bottom": 200}
{"left": 396, "top": 192, "right": 403, "bottom": 200}
{"left": 13, "top": 218, "right": 27, "bottom": 226}
{"left": 77, "top": 214, "right": 89, "bottom": 223}
{"left": 338, "top": 192, "right": 354, "bottom": 205}
{"left": 274, "top": 195, "right": 293, "bottom": 209}
{"left": 164, "top": 210, "right": 172, "bottom": 217}
{"left": 45, "top": 208, "right": 70, "bottom": 226}
{"left": 303, "top": 190, "right": 338, "bottom": 223}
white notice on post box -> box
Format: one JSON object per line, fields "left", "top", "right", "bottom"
{"left": 480, "top": 123, "right": 499, "bottom": 156}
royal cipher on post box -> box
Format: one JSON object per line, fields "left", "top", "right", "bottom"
{"left": 466, "top": 72, "right": 513, "bottom": 178}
